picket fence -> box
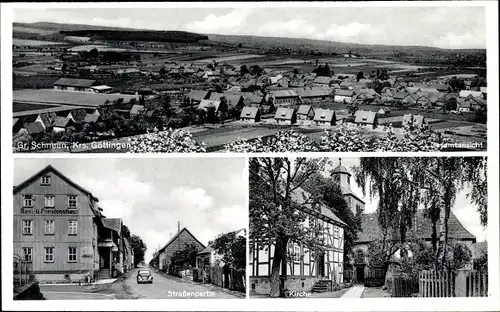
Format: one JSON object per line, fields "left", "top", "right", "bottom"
{"left": 463, "top": 271, "right": 488, "bottom": 297}
{"left": 419, "top": 270, "right": 456, "bottom": 297}
{"left": 194, "top": 265, "right": 245, "bottom": 292}
{"left": 392, "top": 275, "right": 419, "bottom": 297}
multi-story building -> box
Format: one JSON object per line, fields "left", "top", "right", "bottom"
{"left": 13, "top": 165, "right": 131, "bottom": 282}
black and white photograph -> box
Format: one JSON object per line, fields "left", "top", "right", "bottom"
{"left": 13, "top": 158, "right": 247, "bottom": 300}
{"left": 248, "top": 157, "right": 488, "bottom": 298}
{"left": 10, "top": 6, "right": 487, "bottom": 153}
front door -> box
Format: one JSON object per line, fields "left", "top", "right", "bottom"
{"left": 317, "top": 253, "right": 325, "bottom": 277}
{"left": 356, "top": 266, "right": 365, "bottom": 283}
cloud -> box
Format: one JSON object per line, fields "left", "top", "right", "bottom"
{"left": 185, "top": 8, "right": 253, "bottom": 34}
{"left": 256, "top": 19, "right": 317, "bottom": 38}
{"left": 433, "top": 32, "right": 486, "bottom": 49}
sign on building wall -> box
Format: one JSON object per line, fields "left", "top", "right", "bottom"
{"left": 20, "top": 208, "right": 78, "bottom": 215}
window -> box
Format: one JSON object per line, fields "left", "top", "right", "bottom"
{"left": 68, "top": 220, "right": 78, "bottom": 235}
{"left": 22, "top": 247, "right": 33, "bottom": 262}
{"left": 23, "top": 195, "right": 33, "bottom": 208}
{"left": 45, "top": 195, "right": 55, "bottom": 208}
{"left": 334, "top": 226, "right": 339, "bottom": 238}
{"left": 44, "top": 247, "right": 54, "bottom": 263}
{"left": 45, "top": 220, "right": 55, "bottom": 235}
{"left": 68, "top": 247, "right": 77, "bottom": 262}
{"left": 67, "top": 195, "right": 78, "bottom": 209}
{"left": 22, "top": 220, "right": 33, "bottom": 235}
{"left": 41, "top": 176, "right": 51, "bottom": 185}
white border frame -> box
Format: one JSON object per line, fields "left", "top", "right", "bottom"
{"left": 2, "top": 1, "right": 499, "bottom": 311}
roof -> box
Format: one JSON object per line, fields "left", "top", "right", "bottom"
{"left": 335, "top": 89, "right": 354, "bottom": 97}
{"left": 54, "top": 78, "right": 97, "bottom": 88}
{"left": 459, "top": 90, "right": 483, "bottom": 98}
{"left": 52, "top": 116, "right": 72, "bottom": 128}
{"left": 130, "top": 104, "right": 146, "bottom": 115}
{"left": 187, "top": 90, "right": 209, "bottom": 101}
{"left": 102, "top": 218, "right": 122, "bottom": 235}
{"left": 242, "top": 92, "right": 264, "bottom": 104}
{"left": 14, "top": 90, "right": 136, "bottom": 108}
{"left": 197, "top": 246, "right": 215, "bottom": 255}
{"left": 297, "top": 105, "right": 313, "bottom": 116}
{"left": 13, "top": 118, "right": 19, "bottom": 127}
{"left": 331, "top": 164, "right": 351, "bottom": 176}
{"left": 198, "top": 99, "right": 221, "bottom": 112}
{"left": 240, "top": 106, "right": 259, "bottom": 119}
{"left": 291, "top": 187, "right": 347, "bottom": 227}
{"left": 91, "top": 85, "right": 113, "bottom": 91}
{"left": 13, "top": 165, "right": 98, "bottom": 203}
{"left": 84, "top": 114, "right": 101, "bottom": 123}
{"left": 354, "top": 110, "right": 377, "bottom": 124}
{"left": 356, "top": 210, "right": 476, "bottom": 243}
{"left": 24, "top": 121, "right": 45, "bottom": 135}
{"left": 294, "top": 87, "right": 331, "bottom": 98}
{"left": 38, "top": 113, "right": 56, "bottom": 128}
{"left": 393, "top": 92, "right": 410, "bottom": 100}
{"left": 313, "top": 76, "right": 332, "bottom": 84}
{"left": 70, "top": 108, "right": 88, "bottom": 122}
{"left": 271, "top": 89, "right": 298, "bottom": 98}
{"left": 313, "top": 108, "right": 335, "bottom": 122}
{"left": 274, "top": 107, "right": 295, "bottom": 120}
{"left": 13, "top": 105, "right": 87, "bottom": 118}
{"left": 158, "top": 228, "right": 206, "bottom": 253}
{"left": 209, "top": 92, "right": 242, "bottom": 106}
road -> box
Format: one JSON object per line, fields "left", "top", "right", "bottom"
{"left": 125, "top": 267, "right": 242, "bottom": 299}
{"left": 39, "top": 267, "right": 243, "bottom": 299}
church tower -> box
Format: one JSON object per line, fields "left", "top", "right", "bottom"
{"left": 331, "top": 158, "right": 352, "bottom": 191}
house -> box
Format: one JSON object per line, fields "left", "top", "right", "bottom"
{"left": 459, "top": 90, "right": 483, "bottom": 99}
{"left": 353, "top": 210, "right": 476, "bottom": 283}
{"left": 250, "top": 186, "right": 346, "bottom": 294}
{"left": 240, "top": 106, "right": 261, "bottom": 123}
{"left": 83, "top": 114, "right": 102, "bottom": 124}
{"left": 13, "top": 165, "right": 110, "bottom": 282}
{"left": 274, "top": 107, "right": 296, "bottom": 125}
{"left": 130, "top": 105, "right": 146, "bottom": 117}
{"left": 198, "top": 100, "right": 221, "bottom": 113}
{"left": 67, "top": 108, "right": 88, "bottom": 124}
{"left": 354, "top": 110, "right": 378, "bottom": 129}
{"left": 52, "top": 117, "right": 75, "bottom": 133}
{"left": 393, "top": 92, "right": 410, "bottom": 106}
{"left": 23, "top": 122, "right": 45, "bottom": 136}
{"left": 196, "top": 229, "right": 246, "bottom": 269}
{"left": 35, "top": 113, "right": 57, "bottom": 131}
{"left": 295, "top": 87, "right": 332, "bottom": 103}
{"left": 354, "top": 89, "right": 379, "bottom": 104}
{"left": 242, "top": 92, "right": 265, "bottom": 107}
{"left": 99, "top": 218, "right": 125, "bottom": 278}
{"left": 313, "top": 76, "right": 332, "bottom": 86}
{"left": 113, "top": 68, "right": 141, "bottom": 77}
{"left": 313, "top": 108, "right": 336, "bottom": 126}
{"left": 334, "top": 90, "right": 354, "bottom": 103}
{"left": 157, "top": 228, "right": 205, "bottom": 272}
{"left": 209, "top": 92, "right": 243, "bottom": 107}
{"left": 402, "top": 114, "right": 426, "bottom": 127}
{"left": 90, "top": 85, "right": 113, "bottom": 94}
{"left": 270, "top": 90, "right": 300, "bottom": 106}
{"left": 268, "top": 74, "right": 284, "bottom": 85}
{"left": 297, "top": 105, "right": 315, "bottom": 121}
{"left": 457, "top": 100, "right": 472, "bottom": 112}
{"left": 53, "top": 78, "right": 100, "bottom": 92}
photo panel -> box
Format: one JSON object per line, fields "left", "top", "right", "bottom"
{"left": 13, "top": 158, "right": 248, "bottom": 300}
{"left": 248, "top": 156, "right": 488, "bottom": 299}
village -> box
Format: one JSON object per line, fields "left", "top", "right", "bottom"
{"left": 13, "top": 159, "right": 247, "bottom": 300}
{"left": 249, "top": 157, "right": 488, "bottom": 298}
{"left": 12, "top": 23, "right": 487, "bottom": 152}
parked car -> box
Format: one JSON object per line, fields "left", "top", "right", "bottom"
{"left": 137, "top": 269, "right": 153, "bottom": 284}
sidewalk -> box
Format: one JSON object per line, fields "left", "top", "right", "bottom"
{"left": 39, "top": 278, "right": 118, "bottom": 286}
{"left": 340, "top": 285, "right": 365, "bottom": 298}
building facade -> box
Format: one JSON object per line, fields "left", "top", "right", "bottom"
{"left": 158, "top": 227, "right": 205, "bottom": 272}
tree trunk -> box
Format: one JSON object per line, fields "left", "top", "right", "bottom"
{"left": 269, "top": 236, "right": 286, "bottom": 298}
{"left": 431, "top": 221, "right": 437, "bottom": 252}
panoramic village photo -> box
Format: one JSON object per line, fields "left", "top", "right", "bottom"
{"left": 13, "top": 158, "right": 247, "bottom": 300}
{"left": 248, "top": 157, "right": 488, "bottom": 298}
{"left": 11, "top": 6, "right": 487, "bottom": 153}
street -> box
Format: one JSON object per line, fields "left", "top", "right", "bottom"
{"left": 39, "top": 266, "right": 244, "bottom": 300}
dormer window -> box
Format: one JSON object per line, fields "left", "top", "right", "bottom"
{"left": 41, "top": 176, "right": 51, "bottom": 185}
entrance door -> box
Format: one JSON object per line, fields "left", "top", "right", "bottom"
{"left": 317, "top": 253, "right": 325, "bottom": 277}
{"left": 356, "top": 266, "right": 365, "bottom": 283}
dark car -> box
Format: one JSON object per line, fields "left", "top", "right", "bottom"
{"left": 136, "top": 269, "right": 153, "bottom": 284}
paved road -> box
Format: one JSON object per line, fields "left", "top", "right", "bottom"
{"left": 125, "top": 267, "right": 242, "bottom": 299}
{"left": 39, "top": 284, "right": 116, "bottom": 300}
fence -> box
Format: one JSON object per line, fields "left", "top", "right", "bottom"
{"left": 457, "top": 270, "right": 488, "bottom": 297}
{"left": 194, "top": 265, "right": 246, "bottom": 292}
{"left": 419, "top": 270, "right": 456, "bottom": 297}
{"left": 13, "top": 254, "right": 34, "bottom": 289}
{"left": 392, "top": 275, "right": 419, "bottom": 297}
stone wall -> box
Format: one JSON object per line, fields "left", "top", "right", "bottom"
{"left": 251, "top": 276, "right": 318, "bottom": 295}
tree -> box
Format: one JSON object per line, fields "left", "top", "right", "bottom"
{"left": 159, "top": 67, "right": 167, "bottom": 77}
{"left": 250, "top": 157, "right": 330, "bottom": 297}
{"left": 218, "top": 96, "right": 229, "bottom": 122}
{"left": 128, "top": 128, "right": 206, "bottom": 153}
{"left": 129, "top": 234, "right": 147, "bottom": 268}
{"left": 210, "top": 231, "right": 246, "bottom": 271}
{"left": 168, "top": 243, "right": 200, "bottom": 276}
{"left": 356, "top": 71, "right": 365, "bottom": 82}
{"left": 226, "top": 130, "right": 318, "bottom": 153}
{"left": 122, "top": 224, "right": 131, "bottom": 239}
{"left": 347, "top": 101, "right": 359, "bottom": 117}
{"left": 445, "top": 98, "right": 458, "bottom": 111}
{"left": 354, "top": 157, "right": 487, "bottom": 272}
{"left": 240, "top": 65, "right": 250, "bottom": 76}
{"left": 89, "top": 48, "right": 99, "bottom": 59}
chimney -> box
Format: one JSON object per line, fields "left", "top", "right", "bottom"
{"left": 177, "top": 221, "right": 180, "bottom": 233}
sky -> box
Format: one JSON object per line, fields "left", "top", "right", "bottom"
{"left": 13, "top": 6, "right": 486, "bottom": 49}
{"left": 14, "top": 158, "right": 247, "bottom": 262}
{"left": 332, "top": 158, "right": 487, "bottom": 242}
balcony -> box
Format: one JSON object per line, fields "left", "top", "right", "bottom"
{"left": 98, "top": 238, "right": 117, "bottom": 248}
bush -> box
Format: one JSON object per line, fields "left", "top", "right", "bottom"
{"left": 128, "top": 128, "right": 206, "bottom": 153}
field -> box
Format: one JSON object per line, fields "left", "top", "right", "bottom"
{"left": 193, "top": 54, "right": 265, "bottom": 64}
{"left": 13, "top": 89, "right": 137, "bottom": 107}
{"left": 13, "top": 39, "right": 66, "bottom": 46}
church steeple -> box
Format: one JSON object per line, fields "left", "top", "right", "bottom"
{"left": 331, "top": 158, "right": 351, "bottom": 190}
